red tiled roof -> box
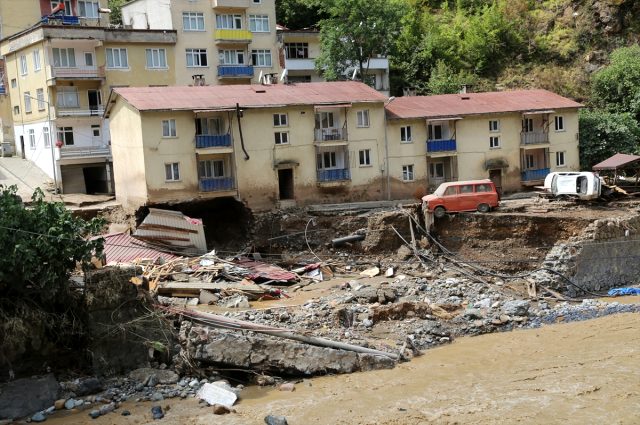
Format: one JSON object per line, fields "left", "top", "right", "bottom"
{"left": 385, "top": 89, "right": 583, "bottom": 120}
{"left": 112, "top": 82, "right": 386, "bottom": 112}
{"left": 592, "top": 153, "right": 640, "bottom": 170}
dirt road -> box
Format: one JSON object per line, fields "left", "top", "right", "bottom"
{"left": 46, "top": 312, "right": 640, "bottom": 425}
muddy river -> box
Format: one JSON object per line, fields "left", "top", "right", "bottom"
{"left": 45, "top": 311, "right": 640, "bottom": 425}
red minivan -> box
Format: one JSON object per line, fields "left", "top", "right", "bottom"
{"left": 422, "top": 179, "right": 500, "bottom": 218}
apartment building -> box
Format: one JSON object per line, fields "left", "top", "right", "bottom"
{"left": 0, "top": 24, "right": 177, "bottom": 193}
{"left": 105, "top": 81, "right": 388, "bottom": 211}
{"left": 278, "top": 27, "right": 390, "bottom": 96}
{"left": 121, "top": 0, "right": 280, "bottom": 86}
{"left": 385, "top": 90, "right": 583, "bottom": 194}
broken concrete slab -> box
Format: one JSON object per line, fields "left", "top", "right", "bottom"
{"left": 197, "top": 383, "right": 237, "bottom": 407}
{"left": 0, "top": 374, "right": 58, "bottom": 420}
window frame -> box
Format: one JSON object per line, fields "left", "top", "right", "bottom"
{"left": 216, "top": 14, "right": 242, "bottom": 30}
{"left": 78, "top": 0, "right": 99, "bottom": 18}
{"left": 162, "top": 119, "right": 177, "bottom": 138}
{"left": 183, "top": 11, "right": 205, "bottom": 31}
{"left": 274, "top": 131, "right": 289, "bottom": 145}
{"left": 251, "top": 49, "right": 272, "bottom": 67}
{"left": 317, "top": 151, "right": 338, "bottom": 170}
{"left": 402, "top": 164, "right": 415, "bottom": 182}
{"left": 43, "top": 127, "right": 50, "bottom": 148}
{"left": 23, "top": 91, "right": 32, "bottom": 114}
{"left": 400, "top": 125, "right": 412, "bottom": 143}
{"left": 249, "top": 14, "right": 269, "bottom": 32}
{"left": 106, "top": 48, "right": 129, "bottom": 69}
{"left": 525, "top": 154, "right": 535, "bottom": 169}
{"left": 33, "top": 50, "right": 41, "bottom": 72}
{"left": 357, "top": 110, "right": 370, "bottom": 128}
{"left": 52, "top": 47, "right": 76, "bottom": 68}
{"left": 57, "top": 126, "right": 74, "bottom": 146}
{"left": 273, "top": 113, "right": 288, "bottom": 127}
{"left": 36, "top": 88, "right": 45, "bottom": 111}
{"left": 28, "top": 129, "right": 36, "bottom": 149}
{"left": 359, "top": 149, "right": 372, "bottom": 167}
{"left": 19, "top": 55, "right": 28, "bottom": 75}
{"left": 145, "top": 48, "right": 168, "bottom": 69}
{"left": 186, "top": 48, "right": 208, "bottom": 67}
{"left": 199, "top": 159, "right": 225, "bottom": 178}
{"left": 522, "top": 118, "right": 534, "bottom": 133}
{"left": 556, "top": 151, "right": 566, "bottom": 167}
{"left": 165, "top": 162, "right": 181, "bottom": 182}
{"left": 489, "top": 120, "right": 500, "bottom": 132}
{"left": 56, "top": 86, "right": 80, "bottom": 108}
{"left": 284, "top": 42, "right": 309, "bottom": 59}
{"left": 489, "top": 135, "right": 500, "bottom": 149}
{"left": 218, "top": 49, "right": 244, "bottom": 65}
{"left": 554, "top": 115, "right": 565, "bottom": 132}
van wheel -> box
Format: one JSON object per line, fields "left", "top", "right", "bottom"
{"left": 434, "top": 206, "right": 446, "bottom": 218}
{"left": 477, "top": 203, "right": 490, "bottom": 213}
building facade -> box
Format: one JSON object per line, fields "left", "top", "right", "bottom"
{"left": 0, "top": 24, "right": 177, "bottom": 193}
{"left": 121, "top": 0, "right": 281, "bottom": 86}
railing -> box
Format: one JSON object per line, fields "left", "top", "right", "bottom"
{"left": 59, "top": 145, "right": 111, "bottom": 158}
{"left": 284, "top": 58, "right": 315, "bottom": 71}
{"left": 212, "top": 0, "right": 251, "bottom": 8}
{"left": 199, "top": 177, "right": 235, "bottom": 192}
{"left": 195, "top": 134, "right": 232, "bottom": 149}
{"left": 317, "top": 168, "right": 350, "bottom": 182}
{"left": 427, "top": 139, "right": 456, "bottom": 153}
{"left": 521, "top": 168, "right": 550, "bottom": 182}
{"left": 314, "top": 128, "right": 347, "bottom": 142}
{"left": 217, "top": 65, "right": 254, "bottom": 78}
{"left": 52, "top": 66, "right": 105, "bottom": 79}
{"left": 41, "top": 15, "right": 80, "bottom": 25}
{"left": 0, "top": 86, "right": 5, "bottom": 95}
{"left": 214, "top": 29, "right": 252, "bottom": 42}
{"left": 520, "top": 131, "right": 549, "bottom": 145}
{"left": 57, "top": 107, "right": 105, "bottom": 117}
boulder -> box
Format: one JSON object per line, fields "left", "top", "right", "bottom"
{"left": 0, "top": 374, "right": 58, "bottom": 420}
{"left": 502, "top": 300, "right": 530, "bottom": 317}
{"left": 129, "top": 368, "right": 179, "bottom": 385}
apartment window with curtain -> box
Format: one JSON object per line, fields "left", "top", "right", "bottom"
{"left": 357, "top": 110, "right": 370, "bottom": 128}
{"left": 218, "top": 49, "right": 244, "bottom": 65}
{"left": 251, "top": 49, "right": 272, "bottom": 67}
{"left": 78, "top": 1, "right": 99, "bottom": 18}
{"left": 162, "top": 119, "right": 177, "bottom": 137}
{"left": 146, "top": 48, "right": 167, "bottom": 69}
{"left": 56, "top": 87, "right": 79, "bottom": 108}
{"left": 20, "top": 55, "right": 28, "bottom": 75}
{"left": 33, "top": 50, "right": 41, "bottom": 71}
{"left": 183, "top": 12, "right": 205, "bottom": 31}
{"left": 43, "top": 127, "right": 50, "bottom": 148}
{"left": 249, "top": 15, "right": 269, "bottom": 32}
{"left": 52, "top": 48, "right": 75, "bottom": 67}
{"left": 24, "top": 92, "right": 32, "bottom": 113}
{"left": 165, "top": 163, "right": 180, "bottom": 181}
{"left": 186, "top": 49, "right": 208, "bottom": 67}
{"left": 106, "top": 48, "right": 128, "bottom": 69}
{"left": 36, "top": 88, "right": 45, "bottom": 111}
{"left": 216, "top": 14, "right": 242, "bottom": 29}
{"left": 402, "top": 164, "right": 414, "bottom": 181}
{"left": 400, "top": 125, "right": 412, "bottom": 142}
{"left": 199, "top": 159, "right": 225, "bottom": 178}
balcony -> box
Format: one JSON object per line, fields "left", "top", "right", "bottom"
{"left": 0, "top": 86, "right": 5, "bottom": 95}
{"left": 314, "top": 128, "right": 347, "bottom": 142}
{"left": 217, "top": 65, "right": 254, "bottom": 78}
{"left": 41, "top": 15, "right": 80, "bottom": 25}
{"left": 59, "top": 145, "right": 111, "bottom": 159}
{"left": 51, "top": 66, "right": 105, "bottom": 80}
{"left": 317, "top": 168, "right": 350, "bottom": 182}
{"left": 214, "top": 29, "right": 252, "bottom": 43}
{"left": 199, "top": 177, "right": 235, "bottom": 192}
{"left": 284, "top": 58, "right": 315, "bottom": 71}
{"left": 56, "top": 107, "right": 105, "bottom": 118}
{"left": 196, "top": 134, "right": 232, "bottom": 149}
{"left": 427, "top": 139, "right": 456, "bottom": 153}
{"left": 520, "top": 131, "right": 549, "bottom": 145}
{"left": 521, "top": 168, "right": 550, "bottom": 182}
{"left": 212, "top": 0, "right": 251, "bottom": 8}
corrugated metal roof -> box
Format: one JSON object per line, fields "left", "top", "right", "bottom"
{"left": 133, "top": 208, "right": 207, "bottom": 256}
{"left": 592, "top": 153, "right": 640, "bottom": 170}
{"left": 111, "top": 81, "right": 386, "bottom": 113}
{"left": 385, "top": 89, "right": 583, "bottom": 120}
{"left": 233, "top": 258, "right": 298, "bottom": 283}
{"left": 102, "top": 232, "right": 179, "bottom": 264}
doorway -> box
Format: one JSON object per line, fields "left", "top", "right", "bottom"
{"left": 88, "top": 90, "right": 101, "bottom": 116}
{"left": 489, "top": 169, "right": 502, "bottom": 195}
{"left": 278, "top": 168, "right": 294, "bottom": 200}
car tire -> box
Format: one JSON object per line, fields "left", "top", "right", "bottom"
{"left": 434, "top": 206, "right": 446, "bottom": 218}
{"left": 477, "top": 203, "right": 490, "bottom": 213}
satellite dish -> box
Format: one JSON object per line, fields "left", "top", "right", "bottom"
{"left": 258, "top": 70, "right": 264, "bottom": 84}
{"left": 279, "top": 68, "right": 288, "bottom": 82}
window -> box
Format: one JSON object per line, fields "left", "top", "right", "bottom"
{"left": 162, "top": 119, "right": 177, "bottom": 137}
{"left": 522, "top": 118, "right": 533, "bottom": 132}
{"left": 359, "top": 149, "right": 371, "bottom": 166}
{"left": 78, "top": 0, "right": 99, "bottom": 18}
{"left": 476, "top": 184, "right": 492, "bottom": 192}
{"left": 251, "top": 49, "right": 272, "bottom": 67}
{"left": 317, "top": 151, "right": 337, "bottom": 169}
{"left": 315, "top": 111, "right": 335, "bottom": 129}
{"left": 13, "top": 106, "right": 19, "bottom": 115}
{"left": 402, "top": 165, "right": 414, "bottom": 181}
{"left": 11, "top": 79, "right": 16, "bottom": 88}
{"left": 218, "top": 49, "right": 244, "bottom": 65}
{"left": 274, "top": 131, "right": 289, "bottom": 145}
{"left": 444, "top": 186, "right": 457, "bottom": 196}
{"left": 186, "top": 49, "right": 208, "bottom": 67}
{"left": 556, "top": 151, "right": 566, "bottom": 167}
{"left": 489, "top": 136, "right": 500, "bottom": 148}
{"left": 489, "top": 120, "right": 499, "bottom": 132}
{"left": 357, "top": 110, "right": 370, "bottom": 128}
{"left": 199, "top": 160, "right": 224, "bottom": 178}
{"left": 165, "top": 163, "right": 180, "bottom": 181}
{"left": 52, "top": 48, "right": 76, "bottom": 68}
{"left": 400, "top": 125, "right": 412, "bottom": 142}
{"left": 525, "top": 154, "right": 535, "bottom": 169}
{"left": 24, "top": 92, "right": 32, "bottom": 113}
{"left": 28, "top": 129, "right": 36, "bottom": 149}
{"left": 273, "top": 113, "right": 287, "bottom": 127}
{"left": 43, "top": 127, "right": 50, "bottom": 148}
{"left": 146, "top": 48, "right": 167, "bottom": 69}
{"left": 196, "top": 117, "right": 224, "bottom": 135}
{"left": 91, "top": 124, "right": 100, "bottom": 138}
{"left": 33, "top": 50, "right": 41, "bottom": 71}
{"left": 51, "top": 1, "right": 72, "bottom": 14}
{"left": 285, "top": 42, "right": 309, "bottom": 59}
{"left": 183, "top": 12, "right": 205, "bottom": 31}
{"left": 249, "top": 15, "right": 269, "bottom": 32}
{"left": 216, "top": 14, "right": 242, "bottom": 29}
{"left": 36, "top": 88, "right": 45, "bottom": 111}
{"left": 106, "top": 48, "right": 128, "bottom": 69}
{"left": 57, "top": 127, "right": 74, "bottom": 145}
{"left": 84, "top": 52, "right": 94, "bottom": 67}
{"left": 56, "top": 87, "right": 79, "bottom": 108}
{"left": 554, "top": 115, "right": 565, "bottom": 131}
{"left": 460, "top": 184, "right": 473, "bottom": 193}
{"left": 20, "top": 55, "right": 27, "bottom": 75}
{"left": 428, "top": 124, "right": 442, "bottom": 140}
{"left": 429, "top": 162, "right": 444, "bottom": 178}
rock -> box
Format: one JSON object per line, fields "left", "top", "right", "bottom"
{"left": 502, "top": 300, "right": 530, "bottom": 316}
{"left": 212, "top": 404, "right": 231, "bottom": 415}
{"left": 223, "top": 295, "right": 250, "bottom": 309}
{"left": 463, "top": 309, "right": 484, "bottom": 320}
{"left": 98, "top": 403, "right": 115, "bottom": 416}
{"left": 362, "top": 319, "right": 374, "bottom": 328}
{"left": 188, "top": 379, "right": 200, "bottom": 388}
{"left": 256, "top": 375, "right": 275, "bottom": 386}
{"left": 474, "top": 298, "right": 492, "bottom": 309}
{"left": 88, "top": 410, "right": 101, "bottom": 419}
{"left": 129, "top": 368, "right": 179, "bottom": 385}
{"left": 0, "top": 374, "right": 59, "bottom": 420}
{"left": 151, "top": 405, "right": 164, "bottom": 420}
{"left": 151, "top": 392, "right": 164, "bottom": 401}
{"left": 278, "top": 383, "right": 295, "bottom": 392}
{"left": 265, "top": 415, "right": 288, "bottom": 425}
{"left": 147, "top": 374, "right": 158, "bottom": 387}
{"left": 31, "top": 412, "right": 47, "bottom": 423}
{"left": 121, "top": 410, "right": 131, "bottom": 416}
{"left": 499, "top": 314, "right": 511, "bottom": 323}
{"left": 64, "top": 398, "right": 76, "bottom": 410}
{"left": 396, "top": 245, "right": 412, "bottom": 261}
{"left": 54, "top": 399, "right": 66, "bottom": 410}
{"left": 66, "top": 377, "right": 103, "bottom": 396}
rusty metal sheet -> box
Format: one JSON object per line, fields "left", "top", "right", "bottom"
{"left": 592, "top": 153, "right": 640, "bottom": 171}
{"left": 233, "top": 257, "right": 299, "bottom": 283}
{"left": 133, "top": 208, "right": 207, "bottom": 256}
{"left": 101, "top": 232, "right": 179, "bottom": 264}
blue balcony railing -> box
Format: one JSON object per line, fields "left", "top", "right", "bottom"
{"left": 199, "top": 177, "right": 235, "bottom": 192}
{"left": 317, "top": 168, "right": 350, "bottom": 182}
{"left": 217, "top": 65, "right": 254, "bottom": 78}
{"left": 427, "top": 139, "right": 456, "bottom": 153}
{"left": 195, "top": 134, "right": 232, "bottom": 148}
{"left": 0, "top": 86, "right": 6, "bottom": 95}
{"left": 521, "top": 168, "right": 550, "bottom": 181}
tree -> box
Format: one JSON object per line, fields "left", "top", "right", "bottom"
{"left": 315, "top": 0, "right": 407, "bottom": 82}
{"left": 578, "top": 109, "right": 640, "bottom": 168}
{"left": 108, "top": 0, "right": 129, "bottom": 26}
{"left": 591, "top": 45, "right": 640, "bottom": 119}
{"left": 276, "top": 0, "right": 326, "bottom": 30}
{"left": 426, "top": 60, "right": 476, "bottom": 94}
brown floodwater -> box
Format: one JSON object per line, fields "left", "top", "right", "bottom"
{"left": 42, "top": 310, "right": 640, "bottom": 425}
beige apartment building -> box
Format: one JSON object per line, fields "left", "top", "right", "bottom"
{"left": 385, "top": 90, "right": 583, "bottom": 194}
{"left": 0, "top": 24, "right": 176, "bottom": 193}
{"left": 105, "top": 81, "right": 388, "bottom": 211}
{"left": 122, "top": 0, "right": 281, "bottom": 86}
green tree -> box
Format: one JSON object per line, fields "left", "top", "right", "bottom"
{"left": 108, "top": 0, "right": 129, "bottom": 26}
{"left": 315, "top": 0, "right": 407, "bottom": 82}
{"left": 578, "top": 109, "right": 640, "bottom": 168}
{"left": 276, "top": 0, "right": 326, "bottom": 30}
{"left": 591, "top": 45, "right": 640, "bottom": 119}
{"left": 426, "top": 60, "right": 476, "bottom": 94}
